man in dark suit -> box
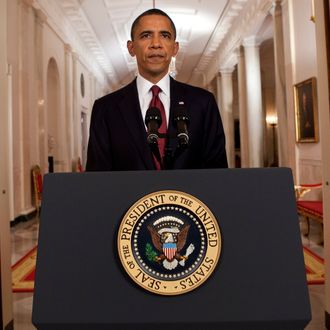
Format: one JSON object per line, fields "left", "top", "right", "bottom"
{"left": 86, "top": 8, "right": 227, "bottom": 171}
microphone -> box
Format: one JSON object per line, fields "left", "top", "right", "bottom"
{"left": 173, "top": 105, "right": 189, "bottom": 148}
{"left": 145, "top": 107, "right": 162, "bottom": 145}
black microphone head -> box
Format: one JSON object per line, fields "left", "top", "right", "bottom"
{"left": 145, "top": 107, "right": 162, "bottom": 126}
{"left": 173, "top": 106, "right": 189, "bottom": 123}
{"left": 173, "top": 105, "right": 189, "bottom": 148}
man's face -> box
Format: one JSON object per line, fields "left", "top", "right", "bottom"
{"left": 127, "top": 14, "right": 179, "bottom": 83}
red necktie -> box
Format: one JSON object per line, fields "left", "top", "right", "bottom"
{"left": 149, "top": 85, "right": 167, "bottom": 169}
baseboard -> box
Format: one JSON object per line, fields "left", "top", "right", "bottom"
{"left": 326, "top": 310, "right": 330, "bottom": 329}
{"left": 10, "top": 209, "right": 38, "bottom": 227}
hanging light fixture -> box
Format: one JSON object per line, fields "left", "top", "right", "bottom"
{"left": 152, "top": 0, "right": 178, "bottom": 78}
{"left": 169, "top": 57, "right": 177, "bottom": 78}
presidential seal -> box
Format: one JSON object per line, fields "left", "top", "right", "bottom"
{"left": 117, "top": 190, "right": 222, "bottom": 295}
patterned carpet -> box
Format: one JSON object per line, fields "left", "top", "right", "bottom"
{"left": 12, "top": 246, "right": 37, "bottom": 292}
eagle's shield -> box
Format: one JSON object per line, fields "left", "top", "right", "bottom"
{"left": 163, "top": 242, "right": 177, "bottom": 261}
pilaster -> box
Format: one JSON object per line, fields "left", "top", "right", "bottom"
{"left": 237, "top": 46, "right": 249, "bottom": 167}
{"left": 34, "top": 8, "right": 47, "bottom": 172}
{"left": 65, "top": 43, "right": 74, "bottom": 169}
{"left": 243, "top": 36, "right": 264, "bottom": 167}
{"left": 0, "top": 0, "right": 13, "bottom": 327}
{"left": 18, "top": 0, "right": 36, "bottom": 212}
{"left": 219, "top": 67, "right": 235, "bottom": 168}
{"left": 72, "top": 52, "right": 80, "bottom": 158}
{"left": 272, "top": 0, "right": 289, "bottom": 167}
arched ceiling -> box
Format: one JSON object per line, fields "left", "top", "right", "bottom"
{"left": 34, "top": 0, "right": 274, "bottom": 89}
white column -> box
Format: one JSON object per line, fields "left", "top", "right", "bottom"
{"left": 243, "top": 36, "right": 264, "bottom": 167}
{"left": 237, "top": 46, "right": 249, "bottom": 167}
{"left": 0, "top": 0, "right": 14, "bottom": 326}
{"left": 219, "top": 68, "right": 235, "bottom": 168}
{"left": 72, "top": 52, "right": 80, "bottom": 158}
{"left": 34, "top": 8, "right": 47, "bottom": 172}
{"left": 8, "top": 65, "right": 14, "bottom": 222}
{"left": 65, "top": 44, "right": 74, "bottom": 171}
{"left": 88, "top": 72, "right": 95, "bottom": 131}
{"left": 272, "top": 0, "right": 289, "bottom": 167}
{"left": 18, "top": 0, "right": 35, "bottom": 212}
{"left": 216, "top": 73, "right": 223, "bottom": 116}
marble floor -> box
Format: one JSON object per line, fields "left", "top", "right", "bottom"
{"left": 10, "top": 216, "right": 326, "bottom": 329}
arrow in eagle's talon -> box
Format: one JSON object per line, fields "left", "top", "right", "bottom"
{"left": 179, "top": 243, "right": 195, "bottom": 266}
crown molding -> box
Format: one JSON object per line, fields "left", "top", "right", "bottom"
{"left": 201, "top": 0, "right": 273, "bottom": 85}
{"left": 33, "top": 0, "right": 114, "bottom": 87}
{"left": 194, "top": 0, "right": 249, "bottom": 74}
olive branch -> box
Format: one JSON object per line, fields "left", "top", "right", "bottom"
{"left": 145, "top": 243, "right": 158, "bottom": 262}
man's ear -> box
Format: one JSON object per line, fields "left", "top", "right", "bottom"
{"left": 127, "top": 40, "right": 135, "bottom": 57}
{"left": 173, "top": 41, "right": 179, "bottom": 57}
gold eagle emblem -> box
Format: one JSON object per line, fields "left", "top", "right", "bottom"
{"left": 147, "top": 216, "right": 195, "bottom": 270}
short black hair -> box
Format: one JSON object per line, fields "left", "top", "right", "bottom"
{"left": 130, "top": 8, "right": 177, "bottom": 40}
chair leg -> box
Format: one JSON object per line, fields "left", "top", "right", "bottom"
{"left": 306, "top": 217, "right": 310, "bottom": 237}
{"left": 300, "top": 215, "right": 309, "bottom": 237}
{"left": 318, "top": 223, "right": 324, "bottom": 245}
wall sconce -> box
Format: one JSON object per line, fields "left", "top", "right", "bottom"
{"left": 266, "top": 115, "right": 278, "bottom": 126}
{"left": 310, "top": 0, "right": 315, "bottom": 23}
{"left": 266, "top": 114, "right": 278, "bottom": 166}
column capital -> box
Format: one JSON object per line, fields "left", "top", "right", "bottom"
{"left": 219, "top": 67, "right": 234, "bottom": 75}
{"left": 235, "top": 45, "right": 245, "bottom": 58}
{"left": 72, "top": 52, "right": 79, "bottom": 62}
{"left": 34, "top": 8, "right": 47, "bottom": 25}
{"left": 242, "top": 36, "right": 262, "bottom": 48}
{"left": 64, "top": 43, "right": 72, "bottom": 54}
{"left": 271, "top": 0, "right": 283, "bottom": 17}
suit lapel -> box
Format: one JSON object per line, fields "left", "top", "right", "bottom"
{"left": 118, "top": 79, "right": 155, "bottom": 169}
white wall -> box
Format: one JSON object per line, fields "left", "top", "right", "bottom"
{"left": 260, "top": 39, "right": 276, "bottom": 166}
{"left": 287, "top": 0, "right": 322, "bottom": 184}
{"left": 315, "top": 0, "right": 330, "bottom": 320}
{"left": 43, "top": 23, "right": 67, "bottom": 172}
{"left": 0, "top": 0, "right": 13, "bottom": 326}
{"left": 7, "top": 0, "right": 110, "bottom": 220}
{"left": 76, "top": 60, "right": 94, "bottom": 168}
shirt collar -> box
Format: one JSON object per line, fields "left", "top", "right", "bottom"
{"left": 136, "top": 74, "right": 170, "bottom": 97}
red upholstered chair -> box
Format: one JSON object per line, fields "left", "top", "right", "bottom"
{"left": 295, "top": 183, "right": 323, "bottom": 244}
{"left": 32, "top": 165, "right": 43, "bottom": 217}
{"left": 74, "top": 157, "right": 84, "bottom": 172}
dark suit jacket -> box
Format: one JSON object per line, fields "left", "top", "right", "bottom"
{"left": 86, "top": 77, "right": 227, "bottom": 171}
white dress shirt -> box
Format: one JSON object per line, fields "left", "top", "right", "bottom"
{"left": 136, "top": 74, "right": 171, "bottom": 128}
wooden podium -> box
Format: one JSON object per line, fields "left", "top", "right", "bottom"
{"left": 32, "top": 168, "right": 311, "bottom": 329}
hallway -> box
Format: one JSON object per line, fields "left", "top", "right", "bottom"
{"left": 1, "top": 0, "right": 330, "bottom": 328}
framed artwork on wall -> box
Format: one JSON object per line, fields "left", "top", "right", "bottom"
{"left": 294, "top": 77, "right": 319, "bottom": 143}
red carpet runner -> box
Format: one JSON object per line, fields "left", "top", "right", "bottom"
{"left": 12, "top": 246, "right": 37, "bottom": 292}
{"left": 303, "top": 245, "right": 325, "bottom": 284}
{"left": 11, "top": 245, "right": 324, "bottom": 292}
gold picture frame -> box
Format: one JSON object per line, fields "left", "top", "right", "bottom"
{"left": 294, "top": 77, "right": 318, "bottom": 142}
